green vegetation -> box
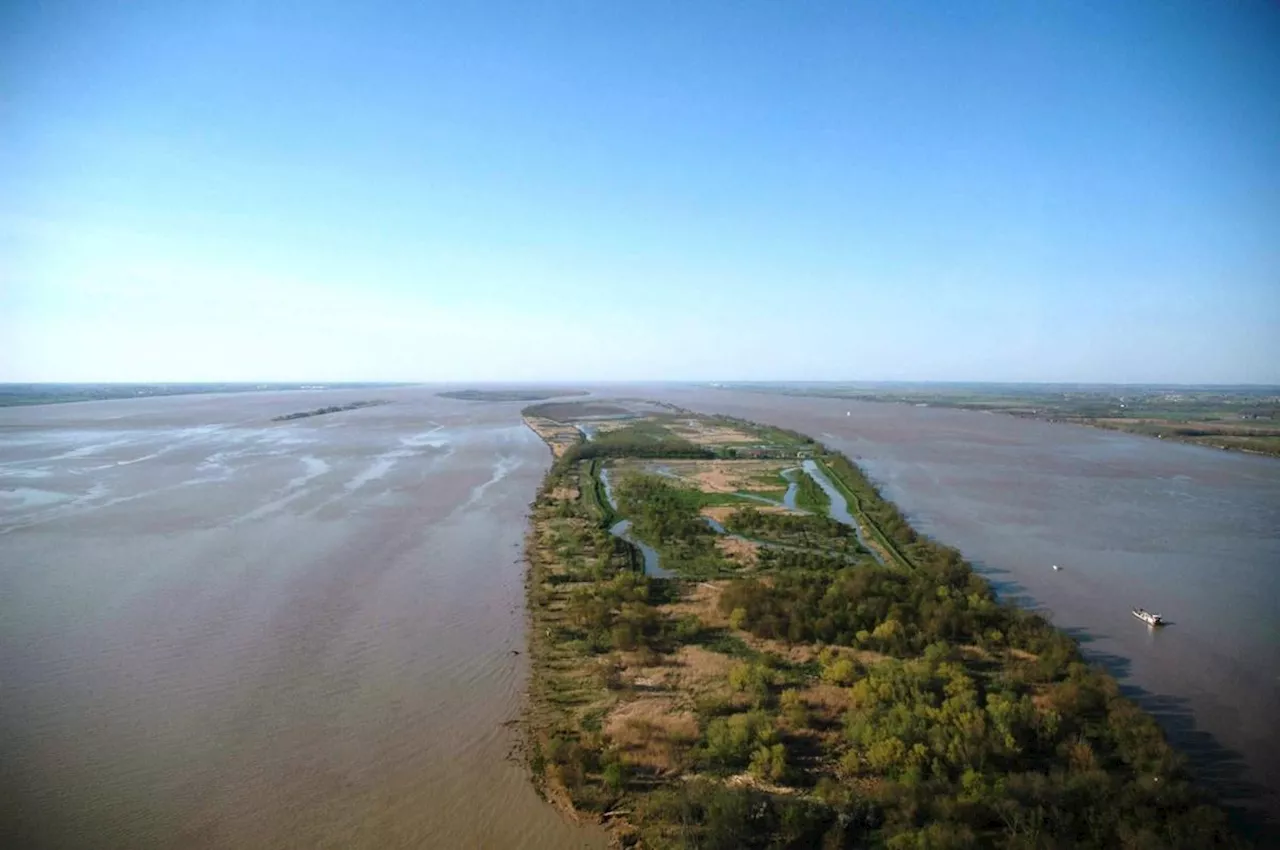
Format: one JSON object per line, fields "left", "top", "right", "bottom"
{"left": 615, "top": 473, "right": 730, "bottom": 576}
{"left": 565, "top": 424, "right": 715, "bottom": 463}
{"left": 794, "top": 468, "right": 831, "bottom": 513}
{"left": 725, "top": 506, "right": 863, "bottom": 556}
{"left": 523, "top": 400, "right": 632, "bottom": 419}
{"left": 816, "top": 456, "right": 915, "bottom": 569}
{"left": 522, "top": 406, "right": 1244, "bottom": 849}
{"left": 271, "top": 400, "right": 388, "bottom": 421}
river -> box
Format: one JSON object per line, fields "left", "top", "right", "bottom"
{"left": 4, "top": 383, "right": 1276, "bottom": 843}
{"left": 644, "top": 386, "right": 1280, "bottom": 839}
{"left": 0, "top": 387, "right": 603, "bottom": 849}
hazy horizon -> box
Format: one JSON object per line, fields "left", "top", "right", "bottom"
{"left": 4, "top": 379, "right": 1280, "bottom": 391}
{"left": 4, "top": 2, "right": 1278, "bottom": 384}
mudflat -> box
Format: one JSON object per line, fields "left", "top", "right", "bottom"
{"left": 0, "top": 387, "right": 602, "bottom": 849}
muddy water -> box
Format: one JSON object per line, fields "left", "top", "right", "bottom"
{"left": 0, "top": 388, "right": 603, "bottom": 849}
{"left": 649, "top": 387, "right": 1280, "bottom": 838}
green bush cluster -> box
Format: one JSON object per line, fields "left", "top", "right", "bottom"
{"left": 565, "top": 572, "right": 669, "bottom": 653}
{"left": 833, "top": 656, "right": 1237, "bottom": 846}
{"left": 794, "top": 469, "right": 831, "bottom": 513}
{"left": 726, "top": 506, "right": 861, "bottom": 552}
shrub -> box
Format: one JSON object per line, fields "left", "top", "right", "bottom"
{"left": 780, "top": 688, "right": 809, "bottom": 728}
{"left": 704, "top": 710, "right": 776, "bottom": 769}
{"left": 728, "top": 661, "right": 774, "bottom": 707}
{"left": 822, "top": 658, "right": 857, "bottom": 686}
{"left": 749, "top": 742, "right": 788, "bottom": 782}
{"left": 603, "top": 760, "right": 627, "bottom": 792}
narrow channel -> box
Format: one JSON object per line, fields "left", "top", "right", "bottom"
{"left": 800, "top": 459, "right": 888, "bottom": 566}
{"left": 598, "top": 467, "right": 671, "bottom": 578}
{"left": 780, "top": 468, "right": 800, "bottom": 510}
{"left": 605, "top": 458, "right": 875, "bottom": 575}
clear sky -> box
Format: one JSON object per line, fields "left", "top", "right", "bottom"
{"left": 2, "top": 1, "right": 1277, "bottom": 383}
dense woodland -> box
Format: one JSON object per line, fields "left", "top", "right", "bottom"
{"left": 525, "top": 412, "right": 1243, "bottom": 849}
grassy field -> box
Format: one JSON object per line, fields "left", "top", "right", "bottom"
{"left": 520, "top": 405, "right": 1243, "bottom": 849}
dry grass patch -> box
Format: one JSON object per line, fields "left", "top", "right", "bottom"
{"left": 616, "top": 649, "right": 677, "bottom": 691}
{"left": 653, "top": 460, "right": 788, "bottom": 494}
{"left": 752, "top": 638, "right": 821, "bottom": 665}
{"left": 672, "top": 645, "right": 736, "bottom": 693}
{"left": 851, "top": 648, "right": 891, "bottom": 666}
{"left": 605, "top": 698, "right": 698, "bottom": 773}
{"left": 524, "top": 416, "right": 581, "bottom": 457}
{"left": 724, "top": 772, "right": 799, "bottom": 794}
{"left": 801, "top": 683, "right": 853, "bottom": 717}
{"left": 666, "top": 581, "right": 731, "bottom": 629}
{"left": 669, "top": 424, "right": 759, "bottom": 446}
{"left": 716, "top": 536, "right": 759, "bottom": 567}
{"left": 700, "top": 504, "right": 795, "bottom": 523}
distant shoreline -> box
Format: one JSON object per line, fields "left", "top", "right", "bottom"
{"left": 437, "top": 389, "right": 588, "bottom": 402}
{"left": 0, "top": 382, "right": 410, "bottom": 409}
{"left": 722, "top": 385, "right": 1280, "bottom": 459}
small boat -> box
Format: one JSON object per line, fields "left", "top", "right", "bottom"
{"left": 1132, "top": 608, "right": 1165, "bottom": 627}
{"left": 1052, "top": 564, "right": 1062, "bottom": 571}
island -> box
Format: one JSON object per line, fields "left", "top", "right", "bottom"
{"left": 521, "top": 400, "right": 1241, "bottom": 847}
{"left": 270, "top": 400, "right": 389, "bottom": 421}
{"left": 437, "top": 389, "right": 589, "bottom": 402}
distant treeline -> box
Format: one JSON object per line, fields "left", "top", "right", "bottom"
{"left": 524, "top": 401, "right": 632, "bottom": 420}
{"left": 560, "top": 431, "right": 714, "bottom": 465}
{"left": 271, "top": 400, "right": 388, "bottom": 421}
{"left": 439, "top": 389, "right": 587, "bottom": 402}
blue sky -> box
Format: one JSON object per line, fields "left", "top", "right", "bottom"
{"left": 2, "top": 1, "right": 1277, "bottom": 383}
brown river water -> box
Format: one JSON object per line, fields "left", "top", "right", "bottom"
{"left": 0, "top": 387, "right": 605, "bottom": 849}
{"left": 3, "top": 384, "right": 1277, "bottom": 845}
{"left": 648, "top": 386, "right": 1280, "bottom": 840}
